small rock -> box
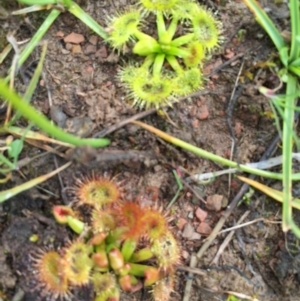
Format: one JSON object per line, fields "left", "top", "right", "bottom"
{"left": 82, "top": 65, "right": 94, "bottom": 74}
{"left": 61, "top": 48, "right": 70, "bottom": 54}
{"left": 56, "top": 31, "right": 64, "bottom": 37}
{"left": 96, "top": 45, "right": 108, "bottom": 59}
{"left": 185, "top": 204, "right": 193, "bottom": 211}
{"left": 195, "top": 207, "right": 208, "bottom": 222}
{"left": 206, "top": 194, "right": 224, "bottom": 211}
{"left": 182, "top": 223, "right": 195, "bottom": 239}
{"left": 84, "top": 44, "right": 97, "bottom": 55}
{"left": 89, "top": 35, "right": 98, "bottom": 45}
{"left": 105, "top": 51, "right": 119, "bottom": 63}
{"left": 224, "top": 48, "right": 235, "bottom": 59}
{"left": 72, "top": 44, "right": 82, "bottom": 53}
{"left": 192, "top": 119, "right": 199, "bottom": 128}
{"left": 182, "top": 250, "right": 190, "bottom": 259}
{"left": 50, "top": 105, "right": 67, "bottom": 128}
{"left": 190, "top": 232, "right": 201, "bottom": 240}
{"left": 65, "top": 42, "right": 73, "bottom": 51}
{"left": 234, "top": 121, "right": 243, "bottom": 136}
{"left": 177, "top": 218, "right": 188, "bottom": 230}
{"left": 187, "top": 211, "right": 194, "bottom": 219}
{"left": 153, "top": 165, "right": 162, "bottom": 172}
{"left": 198, "top": 104, "right": 209, "bottom": 120}
{"left": 64, "top": 32, "right": 85, "bottom": 44}
{"left": 196, "top": 222, "right": 212, "bottom": 235}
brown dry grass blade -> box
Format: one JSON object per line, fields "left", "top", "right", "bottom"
{"left": 238, "top": 176, "right": 300, "bottom": 210}
{"left": 0, "top": 161, "right": 71, "bottom": 203}
{"left": 7, "top": 126, "right": 74, "bottom": 147}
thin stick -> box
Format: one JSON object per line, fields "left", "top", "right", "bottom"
{"left": 177, "top": 265, "right": 206, "bottom": 276}
{"left": 218, "top": 217, "right": 265, "bottom": 234}
{"left": 207, "top": 52, "right": 244, "bottom": 78}
{"left": 211, "top": 210, "right": 250, "bottom": 265}
{"left": 92, "top": 108, "right": 157, "bottom": 138}
{"left": 183, "top": 254, "right": 197, "bottom": 301}
{"left": 227, "top": 60, "right": 245, "bottom": 196}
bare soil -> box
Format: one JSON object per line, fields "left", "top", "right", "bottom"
{"left": 1, "top": 0, "right": 299, "bottom": 301}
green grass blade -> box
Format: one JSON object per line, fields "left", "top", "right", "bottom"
{"left": 68, "top": 2, "right": 109, "bottom": 40}
{"left": 16, "top": 0, "right": 57, "bottom": 4}
{"left": 290, "top": 219, "right": 300, "bottom": 237}
{"left": 243, "top": 0, "right": 286, "bottom": 63}
{"left": 9, "top": 43, "right": 47, "bottom": 126}
{"left": 288, "top": 65, "right": 300, "bottom": 76}
{"left": 0, "top": 153, "right": 15, "bottom": 170}
{"left": 290, "top": 58, "right": 300, "bottom": 67}
{"left": 0, "top": 79, "right": 110, "bottom": 147}
{"left": 132, "top": 121, "right": 300, "bottom": 181}
{"left": 18, "top": 9, "right": 61, "bottom": 67}
{"left": 282, "top": 75, "right": 297, "bottom": 232}
{"left": 289, "top": 0, "right": 300, "bottom": 61}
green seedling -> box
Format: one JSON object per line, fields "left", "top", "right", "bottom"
{"left": 167, "top": 169, "right": 183, "bottom": 209}
{"left": 237, "top": 29, "right": 246, "bottom": 42}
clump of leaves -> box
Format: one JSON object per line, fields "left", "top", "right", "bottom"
{"left": 33, "top": 175, "right": 180, "bottom": 301}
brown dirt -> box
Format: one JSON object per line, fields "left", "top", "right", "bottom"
{"left": 1, "top": 0, "right": 299, "bottom": 301}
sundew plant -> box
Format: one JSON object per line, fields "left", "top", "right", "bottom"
{"left": 108, "top": 0, "right": 222, "bottom": 108}
{"left": 30, "top": 175, "right": 180, "bottom": 301}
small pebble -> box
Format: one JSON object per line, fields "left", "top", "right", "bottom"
{"left": 195, "top": 207, "right": 208, "bottom": 222}
{"left": 206, "top": 194, "right": 224, "bottom": 212}
{"left": 64, "top": 32, "right": 85, "bottom": 44}
{"left": 196, "top": 222, "right": 212, "bottom": 235}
